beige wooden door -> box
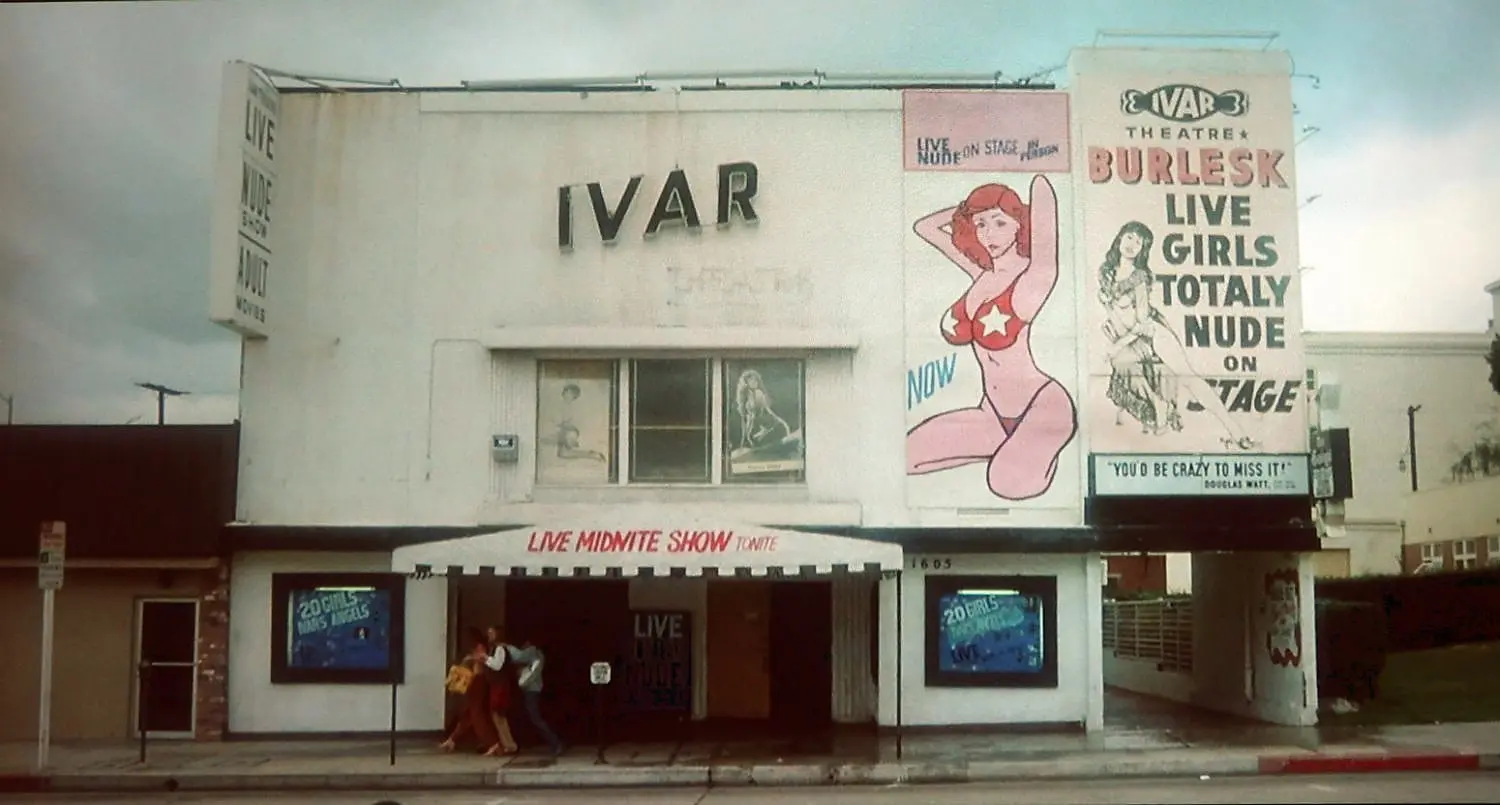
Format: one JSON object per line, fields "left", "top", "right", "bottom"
{"left": 1314, "top": 549, "right": 1351, "bottom": 579}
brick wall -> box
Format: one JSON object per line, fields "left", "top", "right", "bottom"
{"left": 1106, "top": 554, "right": 1167, "bottom": 595}
{"left": 1403, "top": 541, "right": 1457, "bottom": 574}
{"left": 195, "top": 563, "right": 230, "bottom": 740}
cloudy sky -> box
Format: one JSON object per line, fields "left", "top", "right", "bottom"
{"left": 1, "top": 0, "right": 1496, "bottom": 425}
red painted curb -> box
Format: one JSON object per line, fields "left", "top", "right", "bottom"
{"left": 0, "top": 775, "right": 49, "bottom": 793}
{"left": 1260, "top": 753, "right": 1480, "bottom": 775}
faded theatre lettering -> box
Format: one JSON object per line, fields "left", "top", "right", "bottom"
{"left": 558, "top": 161, "right": 759, "bottom": 249}
{"left": 525, "top": 528, "right": 780, "bottom": 554}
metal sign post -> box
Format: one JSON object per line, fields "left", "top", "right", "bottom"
{"left": 37, "top": 521, "right": 65, "bottom": 772}
{"left": 589, "top": 661, "right": 611, "bottom": 764}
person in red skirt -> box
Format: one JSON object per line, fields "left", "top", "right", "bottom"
{"left": 439, "top": 628, "right": 510, "bottom": 756}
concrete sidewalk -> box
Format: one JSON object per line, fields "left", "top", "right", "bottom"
{"left": 3, "top": 721, "right": 1499, "bottom": 793}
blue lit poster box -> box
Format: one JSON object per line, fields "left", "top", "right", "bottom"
{"left": 270, "top": 572, "right": 406, "bottom": 685}
{"left": 924, "top": 575, "right": 1058, "bottom": 688}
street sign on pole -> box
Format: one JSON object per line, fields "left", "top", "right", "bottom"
{"left": 37, "top": 520, "right": 64, "bottom": 771}
{"left": 39, "top": 521, "right": 65, "bottom": 591}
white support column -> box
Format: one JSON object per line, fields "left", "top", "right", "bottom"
{"left": 1297, "top": 550, "right": 1321, "bottom": 725}
{"left": 1084, "top": 552, "right": 1105, "bottom": 732}
{"left": 830, "top": 575, "right": 876, "bottom": 723}
{"left": 875, "top": 571, "right": 901, "bottom": 727}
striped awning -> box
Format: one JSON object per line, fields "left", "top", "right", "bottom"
{"left": 392, "top": 522, "right": 901, "bottom": 579}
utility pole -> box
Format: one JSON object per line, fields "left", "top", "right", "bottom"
{"left": 1406, "top": 404, "right": 1422, "bottom": 492}
{"left": 1, "top": 393, "right": 12, "bottom": 425}
{"left": 135, "top": 383, "right": 188, "bottom": 425}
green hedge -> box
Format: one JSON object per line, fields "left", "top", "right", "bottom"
{"left": 1316, "top": 598, "right": 1388, "bottom": 704}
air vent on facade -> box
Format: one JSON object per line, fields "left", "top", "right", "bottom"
{"left": 957, "top": 508, "right": 1010, "bottom": 517}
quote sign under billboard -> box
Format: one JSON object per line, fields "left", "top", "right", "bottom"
{"left": 1071, "top": 49, "right": 1308, "bottom": 467}
{"left": 1091, "top": 453, "right": 1310, "bottom": 496}
{"left": 209, "top": 61, "right": 277, "bottom": 338}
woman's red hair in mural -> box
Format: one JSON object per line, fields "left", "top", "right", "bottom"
{"left": 949, "top": 183, "right": 1031, "bottom": 269}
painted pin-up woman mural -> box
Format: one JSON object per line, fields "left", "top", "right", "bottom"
{"left": 1097, "top": 221, "right": 1255, "bottom": 449}
{"left": 906, "top": 175, "right": 1077, "bottom": 501}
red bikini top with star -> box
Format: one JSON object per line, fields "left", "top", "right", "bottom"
{"left": 941, "top": 280, "right": 1030, "bottom": 352}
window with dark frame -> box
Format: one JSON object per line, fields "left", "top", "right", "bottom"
{"left": 532, "top": 357, "right": 806, "bottom": 487}
{"left": 630, "top": 358, "right": 712, "bottom": 483}
{"left": 269, "top": 572, "right": 406, "bottom": 685}
{"left": 924, "top": 574, "right": 1059, "bottom": 689}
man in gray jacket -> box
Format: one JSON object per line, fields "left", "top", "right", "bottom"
{"left": 488, "top": 639, "right": 564, "bottom": 757}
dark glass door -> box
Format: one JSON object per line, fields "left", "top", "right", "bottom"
{"left": 137, "top": 600, "right": 198, "bottom": 735}
{"left": 504, "top": 579, "right": 631, "bottom": 746}
{"left": 770, "top": 581, "right": 833, "bottom": 727}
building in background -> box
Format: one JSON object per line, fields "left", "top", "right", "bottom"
{"left": 1309, "top": 326, "right": 1498, "bottom": 576}
{"left": 1140, "top": 280, "right": 1500, "bottom": 593}
{"left": 211, "top": 45, "right": 1319, "bottom": 739}
{"left": 1392, "top": 279, "right": 1500, "bottom": 573}
{"left": 0, "top": 425, "right": 238, "bottom": 741}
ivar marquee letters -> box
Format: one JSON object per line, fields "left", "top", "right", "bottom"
{"left": 558, "top": 161, "right": 759, "bottom": 250}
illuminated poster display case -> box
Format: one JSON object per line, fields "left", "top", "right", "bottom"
{"left": 924, "top": 574, "right": 1059, "bottom": 688}
{"left": 269, "top": 572, "right": 407, "bottom": 685}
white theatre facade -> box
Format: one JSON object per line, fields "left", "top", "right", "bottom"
{"left": 214, "top": 48, "right": 1321, "bottom": 739}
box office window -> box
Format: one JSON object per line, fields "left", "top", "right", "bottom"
{"left": 535, "top": 358, "right": 806, "bottom": 486}
{"left": 270, "top": 572, "right": 406, "bottom": 685}
{"left": 924, "top": 574, "right": 1058, "bottom": 688}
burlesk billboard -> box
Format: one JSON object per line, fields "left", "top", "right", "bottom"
{"left": 901, "top": 91, "right": 1084, "bottom": 511}
{"left": 1071, "top": 49, "right": 1310, "bottom": 497}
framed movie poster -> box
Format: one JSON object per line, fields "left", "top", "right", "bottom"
{"left": 270, "top": 572, "right": 406, "bottom": 685}
{"left": 536, "top": 359, "right": 619, "bottom": 485}
{"left": 721, "top": 359, "right": 806, "bottom": 483}
{"left": 924, "top": 574, "right": 1058, "bottom": 688}
{"left": 623, "top": 610, "right": 692, "bottom": 711}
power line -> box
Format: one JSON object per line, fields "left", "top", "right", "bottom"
{"left": 135, "top": 382, "right": 189, "bottom": 425}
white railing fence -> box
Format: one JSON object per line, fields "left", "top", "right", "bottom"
{"left": 1102, "top": 598, "right": 1194, "bottom": 673}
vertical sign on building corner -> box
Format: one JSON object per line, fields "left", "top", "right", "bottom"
{"left": 209, "top": 61, "right": 278, "bottom": 338}
{"left": 38, "top": 521, "right": 65, "bottom": 590}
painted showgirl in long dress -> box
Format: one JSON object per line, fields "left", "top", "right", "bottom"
{"left": 906, "top": 175, "right": 1077, "bottom": 501}
{"left": 1098, "top": 221, "right": 1255, "bottom": 449}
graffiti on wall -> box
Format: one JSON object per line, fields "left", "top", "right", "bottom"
{"left": 1261, "top": 567, "right": 1302, "bottom": 667}
{"left": 902, "top": 91, "right": 1081, "bottom": 509}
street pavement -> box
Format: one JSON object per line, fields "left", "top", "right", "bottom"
{"left": 5, "top": 693, "right": 1499, "bottom": 794}
{"left": 4, "top": 771, "right": 1500, "bottom": 803}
